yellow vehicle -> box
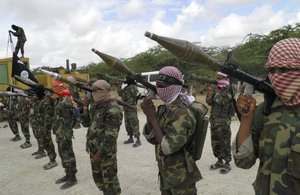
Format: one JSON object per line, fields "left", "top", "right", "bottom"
{"left": 34, "top": 63, "right": 90, "bottom": 98}
{"left": 0, "top": 57, "right": 30, "bottom": 90}
{"left": 0, "top": 57, "right": 90, "bottom": 97}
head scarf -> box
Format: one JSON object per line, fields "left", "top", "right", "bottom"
{"left": 265, "top": 38, "right": 300, "bottom": 107}
{"left": 51, "top": 80, "right": 72, "bottom": 98}
{"left": 67, "top": 76, "right": 74, "bottom": 82}
{"left": 11, "top": 24, "right": 18, "bottom": 30}
{"left": 157, "top": 66, "right": 194, "bottom": 105}
{"left": 91, "top": 80, "right": 115, "bottom": 106}
{"left": 216, "top": 72, "right": 230, "bottom": 89}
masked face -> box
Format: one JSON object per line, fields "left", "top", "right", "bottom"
{"left": 156, "top": 81, "right": 182, "bottom": 104}
{"left": 156, "top": 66, "right": 184, "bottom": 104}
{"left": 268, "top": 69, "right": 300, "bottom": 107}
{"left": 265, "top": 38, "right": 300, "bottom": 107}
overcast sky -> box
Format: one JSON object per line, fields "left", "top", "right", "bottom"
{"left": 0, "top": 0, "right": 299, "bottom": 69}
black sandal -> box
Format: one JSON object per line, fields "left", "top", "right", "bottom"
{"left": 220, "top": 164, "right": 231, "bottom": 174}
{"left": 210, "top": 161, "right": 224, "bottom": 170}
{"left": 20, "top": 142, "right": 32, "bottom": 149}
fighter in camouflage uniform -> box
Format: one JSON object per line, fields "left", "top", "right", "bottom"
{"left": 118, "top": 77, "right": 141, "bottom": 147}
{"left": 52, "top": 80, "right": 77, "bottom": 190}
{"left": 233, "top": 38, "right": 300, "bottom": 195}
{"left": 81, "top": 80, "right": 123, "bottom": 195}
{"left": 18, "top": 96, "right": 32, "bottom": 148}
{"left": 30, "top": 97, "right": 46, "bottom": 157}
{"left": 206, "top": 72, "right": 235, "bottom": 174}
{"left": 5, "top": 93, "right": 21, "bottom": 141}
{"left": 42, "top": 91, "right": 57, "bottom": 170}
{"left": 142, "top": 66, "right": 201, "bottom": 195}
{"left": 67, "top": 76, "right": 82, "bottom": 129}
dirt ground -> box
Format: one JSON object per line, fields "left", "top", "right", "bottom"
{"left": 0, "top": 102, "right": 260, "bottom": 195}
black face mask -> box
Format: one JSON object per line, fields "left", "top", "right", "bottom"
{"left": 157, "top": 74, "right": 182, "bottom": 85}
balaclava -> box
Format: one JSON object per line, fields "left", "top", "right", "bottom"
{"left": 91, "top": 80, "right": 115, "bottom": 106}
{"left": 216, "top": 72, "right": 230, "bottom": 89}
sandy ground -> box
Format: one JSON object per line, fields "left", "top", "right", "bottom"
{"left": 0, "top": 110, "right": 259, "bottom": 195}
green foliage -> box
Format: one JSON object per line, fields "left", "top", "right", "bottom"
{"left": 232, "top": 23, "right": 300, "bottom": 77}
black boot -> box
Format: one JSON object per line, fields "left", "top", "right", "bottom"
{"left": 32, "top": 146, "right": 44, "bottom": 156}
{"left": 35, "top": 146, "right": 47, "bottom": 159}
{"left": 123, "top": 136, "right": 134, "bottom": 144}
{"left": 60, "top": 175, "right": 77, "bottom": 189}
{"left": 55, "top": 175, "right": 69, "bottom": 184}
{"left": 133, "top": 137, "right": 141, "bottom": 147}
{"left": 10, "top": 135, "right": 21, "bottom": 141}
{"left": 20, "top": 142, "right": 32, "bottom": 149}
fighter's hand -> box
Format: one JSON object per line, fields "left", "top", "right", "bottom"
{"left": 206, "top": 83, "right": 213, "bottom": 96}
{"left": 83, "top": 95, "right": 91, "bottom": 112}
{"left": 141, "top": 97, "right": 156, "bottom": 120}
{"left": 236, "top": 95, "right": 256, "bottom": 116}
{"left": 91, "top": 151, "right": 101, "bottom": 164}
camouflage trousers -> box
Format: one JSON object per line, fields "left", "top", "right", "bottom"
{"left": 43, "top": 129, "right": 56, "bottom": 161}
{"left": 7, "top": 114, "right": 19, "bottom": 135}
{"left": 31, "top": 123, "right": 45, "bottom": 148}
{"left": 124, "top": 110, "right": 140, "bottom": 137}
{"left": 160, "top": 179, "right": 197, "bottom": 195}
{"left": 20, "top": 121, "right": 30, "bottom": 139}
{"left": 90, "top": 153, "right": 121, "bottom": 194}
{"left": 210, "top": 118, "right": 232, "bottom": 162}
{"left": 56, "top": 137, "right": 77, "bottom": 175}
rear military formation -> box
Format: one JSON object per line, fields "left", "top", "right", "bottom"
{"left": 1, "top": 25, "right": 299, "bottom": 195}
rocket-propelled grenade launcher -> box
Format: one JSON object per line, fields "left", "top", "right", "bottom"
{"left": 144, "top": 31, "right": 276, "bottom": 116}
{"left": 91, "top": 48, "right": 157, "bottom": 94}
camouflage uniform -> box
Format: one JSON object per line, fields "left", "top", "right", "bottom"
{"left": 36, "top": 99, "right": 47, "bottom": 148}
{"left": 29, "top": 98, "right": 43, "bottom": 151}
{"left": 42, "top": 96, "right": 56, "bottom": 162}
{"left": 5, "top": 96, "right": 20, "bottom": 137}
{"left": 118, "top": 84, "right": 140, "bottom": 137}
{"left": 232, "top": 98, "right": 300, "bottom": 195}
{"left": 53, "top": 97, "right": 77, "bottom": 177}
{"left": 18, "top": 97, "right": 31, "bottom": 143}
{"left": 206, "top": 86, "right": 234, "bottom": 163}
{"left": 69, "top": 86, "right": 81, "bottom": 128}
{"left": 81, "top": 100, "right": 123, "bottom": 194}
{"left": 143, "top": 99, "right": 201, "bottom": 194}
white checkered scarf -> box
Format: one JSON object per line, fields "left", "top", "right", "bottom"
{"left": 157, "top": 66, "right": 194, "bottom": 105}
{"left": 265, "top": 38, "right": 300, "bottom": 107}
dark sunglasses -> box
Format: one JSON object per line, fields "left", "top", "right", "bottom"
{"left": 157, "top": 74, "right": 183, "bottom": 85}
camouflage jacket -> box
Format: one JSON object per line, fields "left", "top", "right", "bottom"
{"left": 206, "top": 86, "right": 235, "bottom": 119}
{"left": 53, "top": 97, "right": 75, "bottom": 139}
{"left": 233, "top": 98, "right": 300, "bottom": 195}
{"left": 29, "top": 99, "right": 38, "bottom": 126}
{"left": 81, "top": 100, "right": 123, "bottom": 156}
{"left": 143, "top": 99, "right": 201, "bottom": 190}
{"left": 42, "top": 97, "right": 54, "bottom": 130}
{"left": 5, "top": 96, "right": 18, "bottom": 115}
{"left": 118, "top": 84, "right": 138, "bottom": 107}
{"left": 18, "top": 97, "right": 30, "bottom": 120}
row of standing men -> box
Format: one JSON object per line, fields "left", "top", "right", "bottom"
{"left": 4, "top": 37, "right": 300, "bottom": 195}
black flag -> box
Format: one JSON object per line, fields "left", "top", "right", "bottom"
{"left": 12, "top": 53, "right": 45, "bottom": 98}
{"left": 12, "top": 53, "right": 38, "bottom": 82}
